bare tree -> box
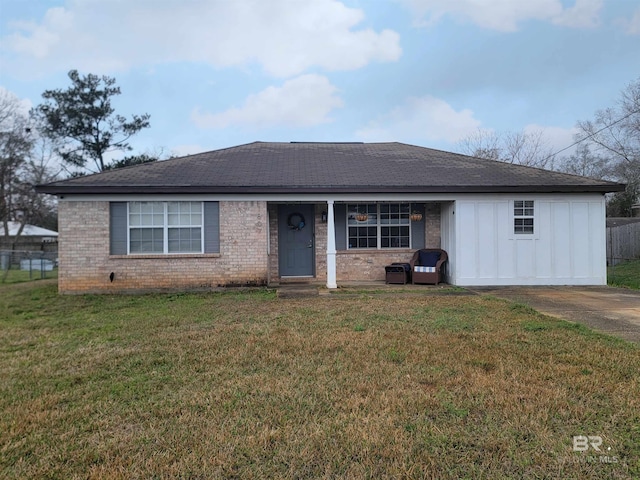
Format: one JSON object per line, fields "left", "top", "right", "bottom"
{"left": 556, "top": 143, "right": 609, "bottom": 179}
{"left": 458, "top": 128, "right": 555, "bottom": 169}
{"left": 1, "top": 90, "right": 60, "bottom": 241}
{"left": 575, "top": 76, "right": 640, "bottom": 216}
{"left": 457, "top": 129, "right": 501, "bottom": 161}
{"left": 20, "top": 134, "right": 61, "bottom": 230}
{"left": 0, "top": 91, "right": 33, "bottom": 240}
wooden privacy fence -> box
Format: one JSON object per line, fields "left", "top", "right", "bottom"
{"left": 607, "top": 221, "right": 640, "bottom": 266}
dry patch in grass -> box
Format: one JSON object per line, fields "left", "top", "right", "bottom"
{"left": 1, "top": 284, "right": 639, "bottom": 479}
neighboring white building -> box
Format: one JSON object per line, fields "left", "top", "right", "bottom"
{"left": 0, "top": 222, "right": 59, "bottom": 241}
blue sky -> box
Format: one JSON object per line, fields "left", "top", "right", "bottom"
{"left": 1, "top": 0, "right": 639, "bottom": 160}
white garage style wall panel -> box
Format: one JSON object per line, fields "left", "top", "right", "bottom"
{"left": 453, "top": 194, "right": 606, "bottom": 286}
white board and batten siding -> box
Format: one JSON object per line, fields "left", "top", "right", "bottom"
{"left": 448, "top": 194, "right": 606, "bottom": 286}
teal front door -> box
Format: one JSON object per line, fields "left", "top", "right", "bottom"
{"left": 278, "top": 204, "right": 315, "bottom": 277}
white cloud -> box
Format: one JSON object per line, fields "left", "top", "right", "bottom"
{"left": 1, "top": 0, "right": 401, "bottom": 77}
{"left": 552, "top": 0, "right": 602, "bottom": 28}
{"left": 400, "top": 0, "right": 602, "bottom": 32}
{"left": 524, "top": 123, "right": 579, "bottom": 156}
{"left": 355, "top": 95, "right": 482, "bottom": 143}
{"left": 191, "top": 74, "right": 343, "bottom": 129}
{"left": 5, "top": 7, "right": 74, "bottom": 59}
{"left": 621, "top": 7, "right": 640, "bottom": 35}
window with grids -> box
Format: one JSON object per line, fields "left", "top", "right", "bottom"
{"left": 347, "top": 203, "right": 410, "bottom": 249}
{"left": 513, "top": 200, "right": 534, "bottom": 234}
{"left": 129, "top": 201, "right": 203, "bottom": 253}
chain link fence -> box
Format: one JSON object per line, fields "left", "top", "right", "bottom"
{"left": 0, "top": 250, "right": 58, "bottom": 283}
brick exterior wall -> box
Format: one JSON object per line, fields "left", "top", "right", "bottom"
{"left": 58, "top": 200, "right": 269, "bottom": 293}
{"left": 425, "top": 203, "right": 441, "bottom": 248}
{"left": 267, "top": 204, "right": 279, "bottom": 284}
{"left": 58, "top": 200, "right": 442, "bottom": 292}
{"left": 336, "top": 249, "right": 415, "bottom": 282}
{"left": 336, "top": 204, "right": 442, "bottom": 282}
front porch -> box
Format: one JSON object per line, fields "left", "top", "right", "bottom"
{"left": 267, "top": 201, "right": 450, "bottom": 288}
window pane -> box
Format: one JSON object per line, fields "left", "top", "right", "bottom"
{"left": 514, "top": 219, "right": 534, "bottom": 234}
{"left": 380, "top": 203, "right": 410, "bottom": 225}
{"left": 167, "top": 202, "right": 179, "bottom": 214}
{"left": 191, "top": 202, "right": 202, "bottom": 214}
{"left": 140, "top": 202, "right": 153, "bottom": 214}
{"left": 380, "top": 225, "right": 409, "bottom": 248}
{"left": 130, "top": 228, "right": 163, "bottom": 253}
{"left": 168, "top": 202, "right": 202, "bottom": 226}
{"left": 348, "top": 225, "right": 377, "bottom": 249}
{"left": 168, "top": 227, "right": 202, "bottom": 253}
{"left": 152, "top": 213, "right": 164, "bottom": 226}
{"left": 514, "top": 200, "right": 534, "bottom": 217}
{"left": 129, "top": 215, "right": 140, "bottom": 226}
{"left": 514, "top": 200, "right": 523, "bottom": 216}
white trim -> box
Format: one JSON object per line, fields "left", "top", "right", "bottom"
{"left": 326, "top": 200, "right": 337, "bottom": 289}
{"left": 60, "top": 192, "right": 606, "bottom": 203}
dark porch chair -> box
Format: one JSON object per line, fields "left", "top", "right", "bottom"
{"left": 409, "top": 248, "right": 448, "bottom": 285}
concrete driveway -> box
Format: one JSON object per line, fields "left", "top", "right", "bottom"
{"left": 467, "top": 286, "right": 640, "bottom": 343}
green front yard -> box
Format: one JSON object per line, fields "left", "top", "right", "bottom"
{"left": 0, "top": 268, "right": 58, "bottom": 284}
{"left": 608, "top": 258, "right": 640, "bottom": 290}
{"left": 1, "top": 282, "right": 638, "bottom": 479}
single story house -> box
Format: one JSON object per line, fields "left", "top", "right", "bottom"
{"left": 36, "top": 142, "right": 625, "bottom": 293}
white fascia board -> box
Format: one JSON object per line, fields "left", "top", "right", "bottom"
{"left": 57, "top": 191, "right": 606, "bottom": 203}
{"left": 58, "top": 193, "right": 461, "bottom": 202}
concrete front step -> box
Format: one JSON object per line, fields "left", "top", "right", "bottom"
{"left": 276, "top": 285, "right": 320, "bottom": 298}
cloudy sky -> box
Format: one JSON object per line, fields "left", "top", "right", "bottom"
{"left": 1, "top": 0, "right": 638, "bottom": 159}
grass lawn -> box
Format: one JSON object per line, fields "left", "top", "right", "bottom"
{"left": 1, "top": 283, "right": 638, "bottom": 479}
{"left": 0, "top": 268, "right": 58, "bottom": 284}
{"left": 608, "top": 259, "right": 640, "bottom": 289}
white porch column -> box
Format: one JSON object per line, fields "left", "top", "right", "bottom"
{"left": 326, "top": 200, "right": 337, "bottom": 289}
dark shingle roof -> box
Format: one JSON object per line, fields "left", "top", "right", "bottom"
{"left": 37, "top": 142, "right": 625, "bottom": 195}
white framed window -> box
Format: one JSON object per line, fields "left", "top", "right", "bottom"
{"left": 347, "top": 203, "right": 411, "bottom": 249}
{"left": 128, "top": 201, "right": 203, "bottom": 254}
{"left": 513, "top": 200, "right": 534, "bottom": 235}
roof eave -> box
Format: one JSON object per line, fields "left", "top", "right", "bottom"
{"left": 36, "top": 183, "right": 626, "bottom": 195}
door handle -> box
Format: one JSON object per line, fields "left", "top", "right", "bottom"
{"left": 307, "top": 241, "right": 313, "bottom": 248}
